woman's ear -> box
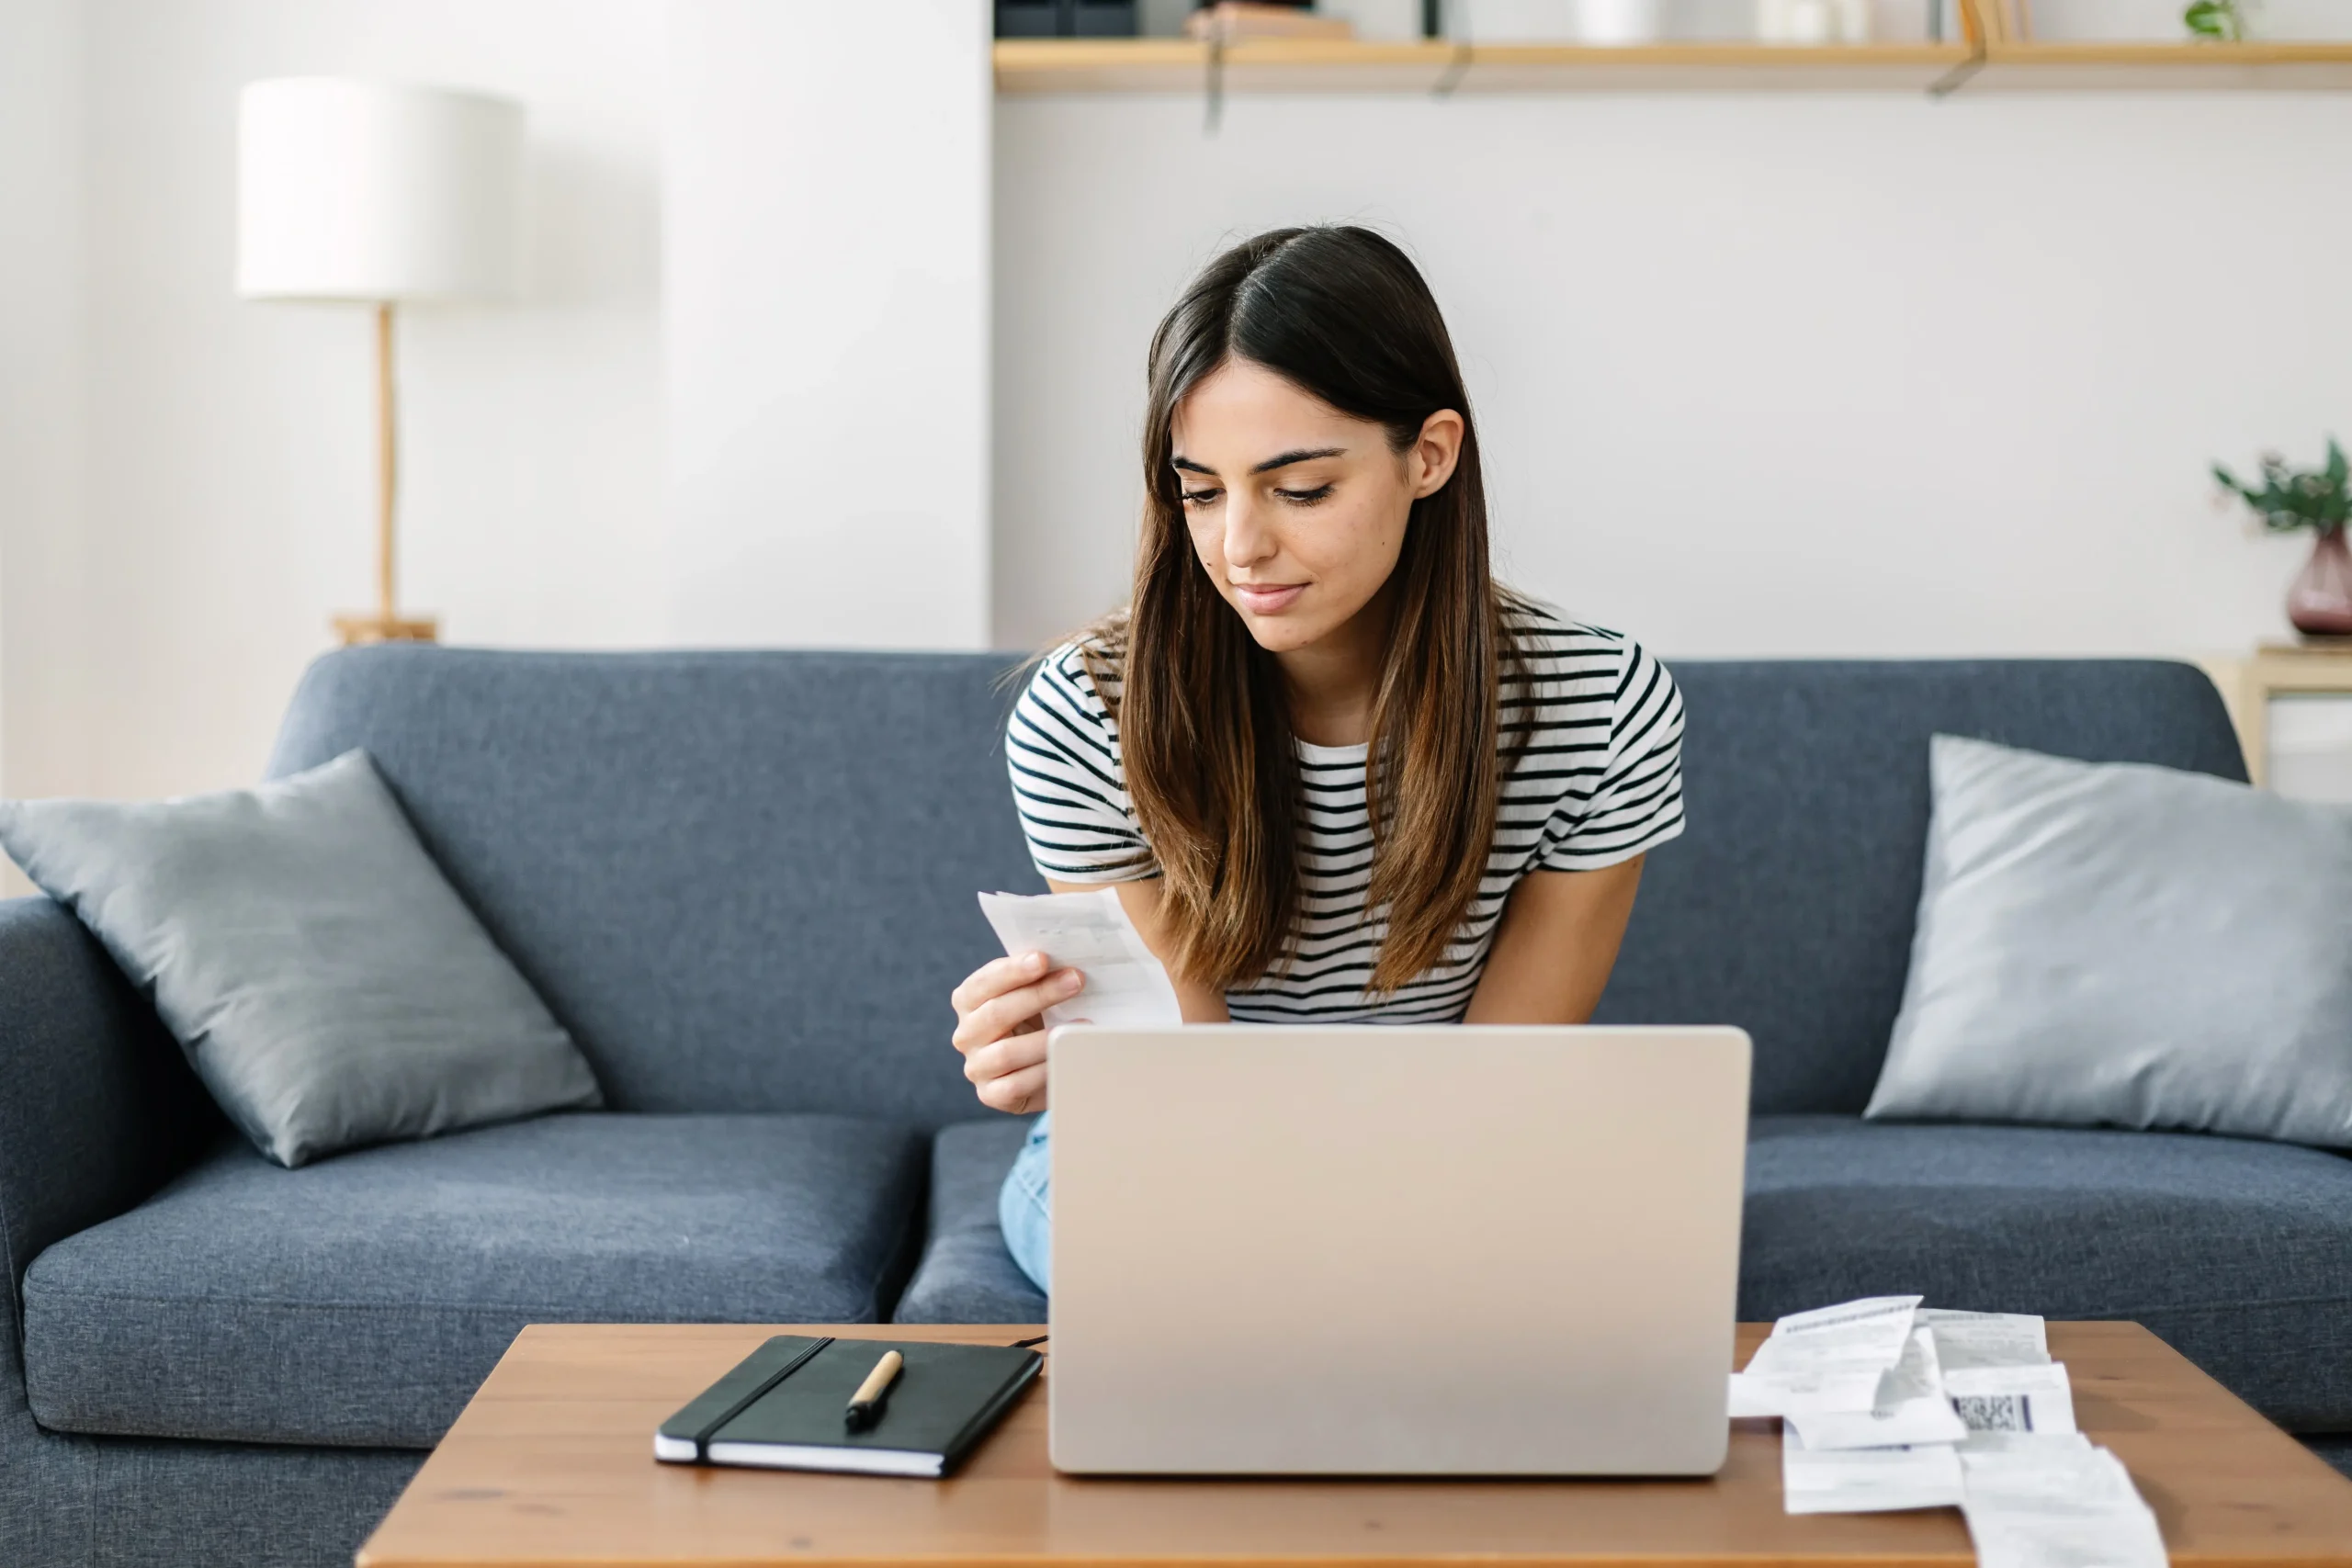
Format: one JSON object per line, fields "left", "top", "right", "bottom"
{"left": 1409, "top": 410, "right": 1465, "bottom": 499}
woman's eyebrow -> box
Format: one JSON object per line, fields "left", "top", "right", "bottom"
{"left": 1250, "top": 446, "right": 1345, "bottom": 474}
{"left": 1170, "top": 446, "right": 1346, "bottom": 477}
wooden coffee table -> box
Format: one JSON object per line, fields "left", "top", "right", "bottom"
{"left": 357, "top": 1321, "right": 2352, "bottom": 1567}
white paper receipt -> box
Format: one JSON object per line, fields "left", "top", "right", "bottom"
{"left": 1731, "top": 1294, "right": 1923, "bottom": 1418}
{"left": 1946, "top": 1363, "right": 2079, "bottom": 1437}
{"left": 978, "top": 889, "right": 1184, "bottom": 1030}
{"left": 1781, "top": 1426, "right": 1965, "bottom": 1515}
{"left": 1921, "top": 1309, "right": 2052, "bottom": 1371}
{"left": 1787, "top": 1324, "right": 1968, "bottom": 1451}
{"left": 1960, "top": 1445, "right": 2168, "bottom": 1568}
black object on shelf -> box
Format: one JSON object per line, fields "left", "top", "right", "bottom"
{"left": 996, "top": 0, "right": 1140, "bottom": 36}
{"left": 1423, "top": 0, "right": 1443, "bottom": 38}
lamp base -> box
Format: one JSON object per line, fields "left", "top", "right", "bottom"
{"left": 333, "top": 612, "right": 440, "bottom": 647}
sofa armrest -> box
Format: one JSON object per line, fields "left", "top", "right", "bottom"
{"left": 0, "top": 897, "right": 209, "bottom": 1308}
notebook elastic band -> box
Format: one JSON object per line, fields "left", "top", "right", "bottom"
{"left": 691, "top": 1336, "right": 833, "bottom": 1460}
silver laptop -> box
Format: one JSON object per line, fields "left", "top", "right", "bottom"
{"left": 1046, "top": 1024, "right": 1751, "bottom": 1476}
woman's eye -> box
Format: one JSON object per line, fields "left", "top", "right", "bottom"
{"left": 1181, "top": 489, "right": 1222, "bottom": 508}
{"left": 1277, "top": 484, "right": 1335, "bottom": 506}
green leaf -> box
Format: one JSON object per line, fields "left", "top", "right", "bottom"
{"left": 2211, "top": 442, "right": 2352, "bottom": 529}
{"left": 2184, "top": 0, "right": 2245, "bottom": 39}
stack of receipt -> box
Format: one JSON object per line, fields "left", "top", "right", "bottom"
{"left": 1734, "top": 1296, "right": 2165, "bottom": 1567}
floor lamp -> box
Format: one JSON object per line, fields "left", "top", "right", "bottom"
{"left": 236, "top": 78, "right": 524, "bottom": 646}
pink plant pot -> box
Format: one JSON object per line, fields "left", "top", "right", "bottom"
{"left": 2288, "top": 526, "right": 2352, "bottom": 637}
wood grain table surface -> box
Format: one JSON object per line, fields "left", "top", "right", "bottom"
{"left": 356, "top": 1321, "right": 2352, "bottom": 1568}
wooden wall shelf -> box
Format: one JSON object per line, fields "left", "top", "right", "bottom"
{"left": 1974, "top": 40, "right": 2352, "bottom": 90}
{"left": 992, "top": 38, "right": 2352, "bottom": 96}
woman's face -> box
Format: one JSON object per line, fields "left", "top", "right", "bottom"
{"left": 1170, "top": 357, "right": 1463, "bottom": 658}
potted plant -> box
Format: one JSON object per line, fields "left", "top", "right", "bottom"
{"left": 2215, "top": 439, "right": 2352, "bottom": 637}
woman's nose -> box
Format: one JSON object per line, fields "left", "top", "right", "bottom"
{"left": 1223, "top": 494, "right": 1275, "bottom": 569}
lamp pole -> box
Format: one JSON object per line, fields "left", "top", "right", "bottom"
{"left": 376, "top": 301, "right": 398, "bottom": 628}
{"left": 332, "top": 302, "right": 437, "bottom": 646}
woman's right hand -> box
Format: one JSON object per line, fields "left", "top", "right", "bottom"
{"left": 949, "top": 950, "right": 1082, "bottom": 1116}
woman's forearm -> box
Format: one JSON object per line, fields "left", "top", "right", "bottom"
{"left": 1460, "top": 858, "right": 1645, "bottom": 1025}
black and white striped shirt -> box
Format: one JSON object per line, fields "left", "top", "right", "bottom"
{"left": 1005, "top": 604, "right": 1686, "bottom": 1023}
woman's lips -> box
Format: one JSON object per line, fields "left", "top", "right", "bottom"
{"left": 1232, "top": 582, "right": 1307, "bottom": 614}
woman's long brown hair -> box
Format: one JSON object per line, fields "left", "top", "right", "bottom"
{"left": 1087, "top": 226, "right": 1520, "bottom": 996}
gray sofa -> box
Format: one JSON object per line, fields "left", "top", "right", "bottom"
{"left": 2, "top": 647, "right": 2347, "bottom": 1566}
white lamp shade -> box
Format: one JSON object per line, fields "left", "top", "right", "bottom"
{"left": 238, "top": 78, "right": 523, "bottom": 303}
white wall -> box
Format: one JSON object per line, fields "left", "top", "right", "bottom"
{"left": 663, "top": 0, "right": 992, "bottom": 649}
{"left": 993, "top": 87, "right": 2352, "bottom": 657}
{"left": 0, "top": 0, "right": 91, "bottom": 892}
{"left": 0, "top": 0, "right": 90, "bottom": 797}
{"left": 13, "top": 0, "right": 1000, "bottom": 818}
{"left": 50, "top": 0, "right": 666, "bottom": 804}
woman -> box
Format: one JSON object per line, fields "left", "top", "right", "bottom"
{"left": 951, "top": 225, "right": 1686, "bottom": 1292}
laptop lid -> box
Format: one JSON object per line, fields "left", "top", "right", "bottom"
{"left": 1046, "top": 1024, "right": 1751, "bottom": 1476}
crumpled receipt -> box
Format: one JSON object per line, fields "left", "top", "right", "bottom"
{"left": 1731, "top": 1295, "right": 1923, "bottom": 1418}
{"left": 1787, "top": 1323, "right": 1969, "bottom": 1450}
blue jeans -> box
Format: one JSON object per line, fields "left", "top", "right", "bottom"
{"left": 999, "top": 1111, "right": 1052, "bottom": 1293}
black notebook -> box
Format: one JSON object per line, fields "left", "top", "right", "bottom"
{"left": 653, "top": 1336, "right": 1043, "bottom": 1478}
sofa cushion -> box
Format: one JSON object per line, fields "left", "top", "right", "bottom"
{"left": 21, "top": 1112, "right": 923, "bottom": 1449}
{"left": 1743, "top": 1114, "right": 2352, "bottom": 1430}
{"left": 0, "top": 750, "right": 602, "bottom": 1168}
{"left": 1870, "top": 735, "right": 2352, "bottom": 1148}
{"left": 892, "top": 1119, "right": 1046, "bottom": 1324}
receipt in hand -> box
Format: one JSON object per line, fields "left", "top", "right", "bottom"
{"left": 978, "top": 889, "right": 1184, "bottom": 1030}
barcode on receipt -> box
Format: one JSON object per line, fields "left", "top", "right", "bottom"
{"left": 1953, "top": 1394, "right": 2034, "bottom": 1432}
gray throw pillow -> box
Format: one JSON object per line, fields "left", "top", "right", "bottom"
{"left": 1865, "top": 733, "right": 2352, "bottom": 1148}
{"left": 0, "top": 750, "right": 601, "bottom": 1167}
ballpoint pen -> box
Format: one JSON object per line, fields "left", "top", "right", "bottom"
{"left": 844, "top": 1349, "right": 903, "bottom": 1433}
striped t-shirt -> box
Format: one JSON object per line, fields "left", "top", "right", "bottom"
{"left": 1005, "top": 603, "right": 1686, "bottom": 1023}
